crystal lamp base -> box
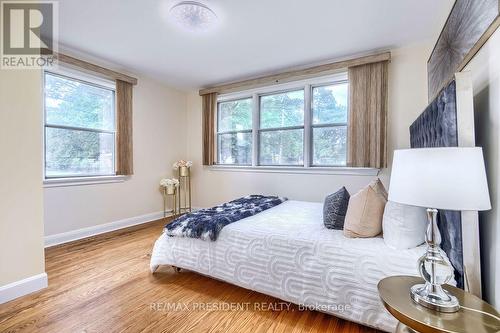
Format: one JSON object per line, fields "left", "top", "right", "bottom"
{"left": 410, "top": 283, "right": 460, "bottom": 312}
{"left": 410, "top": 208, "right": 461, "bottom": 313}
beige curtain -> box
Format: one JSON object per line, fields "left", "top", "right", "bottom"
{"left": 202, "top": 93, "right": 217, "bottom": 165}
{"left": 347, "top": 61, "right": 388, "bottom": 168}
{"left": 116, "top": 79, "right": 134, "bottom": 175}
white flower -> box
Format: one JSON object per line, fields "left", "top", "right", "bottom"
{"left": 160, "top": 178, "right": 179, "bottom": 187}
{"left": 173, "top": 160, "right": 193, "bottom": 169}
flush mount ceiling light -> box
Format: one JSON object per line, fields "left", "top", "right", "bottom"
{"left": 169, "top": 1, "right": 217, "bottom": 32}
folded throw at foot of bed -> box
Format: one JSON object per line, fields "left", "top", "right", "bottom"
{"left": 165, "top": 195, "right": 287, "bottom": 241}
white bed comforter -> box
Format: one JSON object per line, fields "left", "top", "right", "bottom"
{"left": 150, "top": 200, "right": 426, "bottom": 332}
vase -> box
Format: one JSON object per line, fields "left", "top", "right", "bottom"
{"left": 166, "top": 185, "right": 176, "bottom": 195}
{"left": 179, "top": 166, "right": 189, "bottom": 177}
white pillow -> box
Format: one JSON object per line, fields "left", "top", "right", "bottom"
{"left": 382, "top": 201, "right": 427, "bottom": 249}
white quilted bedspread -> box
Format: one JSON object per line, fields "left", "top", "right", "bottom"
{"left": 150, "top": 200, "right": 426, "bottom": 332}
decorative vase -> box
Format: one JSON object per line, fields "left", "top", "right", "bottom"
{"left": 166, "top": 184, "right": 176, "bottom": 195}
{"left": 179, "top": 166, "right": 189, "bottom": 177}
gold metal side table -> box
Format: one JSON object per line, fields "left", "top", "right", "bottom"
{"left": 378, "top": 275, "right": 500, "bottom": 333}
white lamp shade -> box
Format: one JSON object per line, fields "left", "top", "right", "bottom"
{"left": 388, "top": 147, "right": 491, "bottom": 211}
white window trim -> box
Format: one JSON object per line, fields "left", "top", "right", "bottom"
{"left": 215, "top": 72, "right": 365, "bottom": 172}
{"left": 42, "top": 65, "right": 119, "bottom": 185}
{"left": 207, "top": 165, "right": 379, "bottom": 176}
{"left": 45, "top": 65, "right": 116, "bottom": 90}
{"left": 43, "top": 175, "right": 128, "bottom": 188}
{"left": 217, "top": 72, "right": 348, "bottom": 101}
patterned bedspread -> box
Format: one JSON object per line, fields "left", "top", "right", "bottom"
{"left": 165, "top": 195, "right": 287, "bottom": 241}
{"left": 151, "top": 201, "right": 431, "bottom": 332}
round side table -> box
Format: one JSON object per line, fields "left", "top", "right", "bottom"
{"left": 378, "top": 275, "right": 500, "bottom": 333}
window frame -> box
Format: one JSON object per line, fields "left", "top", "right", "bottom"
{"left": 310, "top": 80, "right": 349, "bottom": 167}
{"left": 215, "top": 72, "right": 352, "bottom": 169}
{"left": 43, "top": 67, "right": 118, "bottom": 180}
{"left": 216, "top": 96, "right": 253, "bottom": 166}
{"left": 258, "top": 88, "right": 306, "bottom": 167}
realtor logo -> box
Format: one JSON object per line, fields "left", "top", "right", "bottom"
{"left": 1, "top": 1, "right": 58, "bottom": 69}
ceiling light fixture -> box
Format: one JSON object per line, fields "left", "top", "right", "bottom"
{"left": 169, "top": 1, "right": 217, "bottom": 32}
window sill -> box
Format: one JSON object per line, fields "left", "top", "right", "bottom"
{"left": 43, "top": 175, "right": 129, "bottom": 188}
{"left": 207, "top": 165, "right": 379, "bottom": 176}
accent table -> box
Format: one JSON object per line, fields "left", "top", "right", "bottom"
{"left": 378, "top": 276, "right": 500, "bottom": 333}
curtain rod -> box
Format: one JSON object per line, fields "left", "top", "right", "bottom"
{"left": 199, "top": 51, "right": 391, "bottom": 96}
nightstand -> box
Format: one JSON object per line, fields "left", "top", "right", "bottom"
{"left": 378, "top": 275, "right": 500, "bottom": 333}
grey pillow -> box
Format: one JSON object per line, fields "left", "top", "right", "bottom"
{"left": 323, "top": 187, "right": 350, "bottom": 230}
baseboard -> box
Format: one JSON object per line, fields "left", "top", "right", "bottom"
{"left": 0, "top": 273, "right": 48, "bottom": 304}
{"left": 44, "top": 211, "right": 168, "bottom": 248}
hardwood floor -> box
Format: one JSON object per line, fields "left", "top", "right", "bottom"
{"left": 0, "top": 220, "right": 381, "bottom": 333}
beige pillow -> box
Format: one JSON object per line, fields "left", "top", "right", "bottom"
{"left": 370, "top": 178, "right": 388, "bottom": 201}
{"left": 343, "top": 179, "right": 388, "bottom": 238}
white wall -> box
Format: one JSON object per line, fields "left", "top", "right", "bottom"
{"left": 465, "top": 27, "right": 500, "bottom": 309}
{"left": 186, "top": 43, "right": 432, "bottom": 208}
{"left": 0, "top": 69, "right": 45, "bottom": 286}
{"left": 44, "top": 76, "right": 188, "bottom": 236}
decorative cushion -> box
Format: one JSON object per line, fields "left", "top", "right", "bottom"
{"left": 343, "top": 179, "right": 388, "bottom": 238}
{"left": 370, "top": 178, "right": 388, "bottom": 201}
{"left": 382, "top": 201, "right": 427, "bottom": 249}
{"left": 323, "top": 187, "right": 350, "bottom": 230}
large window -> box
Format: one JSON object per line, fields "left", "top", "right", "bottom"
{"left": 44, "top": 71, "right": 116, "bottom": 178}
{"left": 216, "top": 76, "right": 348, "bottom": 167}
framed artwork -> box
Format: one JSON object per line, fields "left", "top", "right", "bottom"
{"left": 428, "top": 0, "right": 500, "bottom": 101}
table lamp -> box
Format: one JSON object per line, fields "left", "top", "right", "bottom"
{"left": 388, "top": 147, "right": 491, "bottom": 312}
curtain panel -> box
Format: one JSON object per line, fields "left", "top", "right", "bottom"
{"left": 116, "top": 79, "right": 134, "bottom": 175}
{"left": 347, "top": 61, "right": 389, "bottom": 168}
{"left": 202, "top": 92, "right": 218, "bottom": 165}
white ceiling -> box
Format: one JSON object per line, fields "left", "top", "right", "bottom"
{"left": 58, "top": 0, "right": 454, "bottom": 90}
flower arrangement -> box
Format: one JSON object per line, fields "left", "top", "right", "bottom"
{"left": 173, "top": 160, "right": 193, "bottom": 170}
{"left": 160, "top": 178, "right": 179, "bottom": 195}
{"left": 159, "top": 178, "right": 180, "bottom": 188}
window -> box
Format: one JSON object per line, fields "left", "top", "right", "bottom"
{"left": 44, "top": 71, "right": 116, "bottom": 178}
{"left": 259, "top": 90, "right": 304, "bottom": 165}
{"left": 216, "top": 75, "right": 348, "bottom": 168}
{"left": 311, "top": 83, "right": 348, "bottom": 166}
{"left": 217, "top": 98, "right": 252, "bottom": 165}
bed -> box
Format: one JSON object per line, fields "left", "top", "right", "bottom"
{"left": 151, "top": 200, "right": 427, "bottom": 332}
{"left": 150, "top": 73, "right": 474, "bottom": 332}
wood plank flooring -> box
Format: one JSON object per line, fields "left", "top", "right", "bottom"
{"left": 0, "top": 219, "right": 381, "bottom": 333}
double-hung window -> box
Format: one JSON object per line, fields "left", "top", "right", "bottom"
{"left": 259, "top": 90, "right": 305, "bottom": 165}
{"left": 217, "top": 97, "right": 253, "bottom": 165}
{"left": 44, "top": 70, "right": 116, "bottom": 178}
{"left": 215, "top": 74, "right": 348, "bottom": 168}
{"left": 311, "top": 82, "right": 348, "bottom": 166}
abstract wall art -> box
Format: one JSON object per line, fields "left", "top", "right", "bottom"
{"left": 428, "top": 0, "right": 499, "bottom": 100}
